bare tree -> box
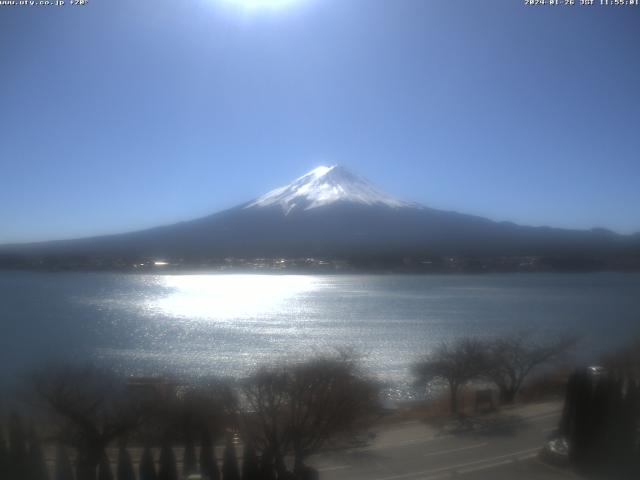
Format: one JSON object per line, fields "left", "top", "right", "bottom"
{"left": 413, "top": 338, "right": 488, "bottom": 415}
{"left": 147, "top": 379, "right": 236, "bottom": 447}
{"left": 241, "top": 368, "right": 289, "bottom": 475}
{"left": 485, "top": 334, "right": 575, "bottom": 404}
{"left": 286, "top": 355, "right": 379, "bottom": 472}
{"left": 30, "top": 366, "right": 147, "bottom": 480}
{"left": 241, "top": 353, "right": 379, "bottom": 476}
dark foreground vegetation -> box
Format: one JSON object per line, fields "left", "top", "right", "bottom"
{"left": 0, "top": 353, "right": 378, "bottom": 480}
{"left": 414, "top": 336, "right": 640, "bottom": 477}
{"left": 413, "top": 334, "right": 576, "bottom": 413}
{"left": 558, "top": 343, "right": 640, "bottom": 478}
{"left": 1, "top": 336, "right": 639, "bottom": 479}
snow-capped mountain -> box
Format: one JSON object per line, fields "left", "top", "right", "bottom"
{"left": 1, "top": 165, "right": 638, "bottom": 269}
{"left": 245, "top": 165, "right": 416, "bottom": 214}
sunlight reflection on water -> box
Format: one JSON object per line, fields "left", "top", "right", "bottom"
{"left": 3, "top": 271, "right": 640, "bottom": 401}
{"left": 148, "top": 274, "right": 321, "bottom": 321}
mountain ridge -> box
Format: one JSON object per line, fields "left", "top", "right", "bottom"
{"left": 1, "top": 166, "right": 639, "bottom": 271}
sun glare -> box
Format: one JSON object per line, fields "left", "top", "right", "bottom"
{"left": 150, "top": 274, "right": 319, "bottom": 321}
{"left": 222, "top": 0, "right": 302, "bottom": 10}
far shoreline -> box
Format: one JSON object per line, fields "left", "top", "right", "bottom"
{"left": 2, "top": 254, "right": 640, "bottom": 275}
{"left": 2, "top": 266, "right": 640, "bottom": 275}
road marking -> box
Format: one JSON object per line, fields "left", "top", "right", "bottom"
{"left": 423, "top": 442, "right": 487, "bottom": 457}
{"left": 458, "top": 458, "right": 513, "bottom": 474}
{"left": 367, "top": 434, "right": 454, "bottom": 451}
{"left": 517, "top": 452, "right": 539, "bottom": 461}
{"left": 421, "top": 473, "right": 452, "bottom": 480}
{"left": 527, "top": 411, "right": 561, "bottom": 422}
{"left": 318, "top": 464, "right": 351, "bottom": 472}
{"left": 374, "top": 447, "right": 540, "bottom": 480}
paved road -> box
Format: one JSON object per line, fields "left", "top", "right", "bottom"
{"left": 310, "top": 401, "right": 578, "bottom": 480}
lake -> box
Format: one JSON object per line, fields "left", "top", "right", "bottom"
{"left": 1, "top": 271, "right": 639, "bottom": 400}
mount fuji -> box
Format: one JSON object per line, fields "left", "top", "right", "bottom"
{"left": 1, "top": 165, "right": 638, "bottom": 269}
{"left": 245, "top": 165, "right": 416, "bottom": 214}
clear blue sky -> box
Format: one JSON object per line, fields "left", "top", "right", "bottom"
{"left": 1, "top": 0, "right": 639, "bottom": 243}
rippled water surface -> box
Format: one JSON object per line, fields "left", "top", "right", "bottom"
{"left": 1, "top": 271, "right": 639, "bottom": 398}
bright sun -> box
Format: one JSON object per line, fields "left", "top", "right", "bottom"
{"left": 224, "top": 0, "right": 301, "bottom": 9}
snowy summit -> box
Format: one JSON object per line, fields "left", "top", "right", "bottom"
{"left": 245, "top": 165, "right": 417, "bottom": 215}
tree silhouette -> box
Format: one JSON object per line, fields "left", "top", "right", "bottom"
{"left": 27, "top": 426, "right": 50, "bottom": 480}
{"left": 222, "top": 438, "right": 240, "bottom": 480}
{"left": 182, "top": 429, "right": 197, "bottom": 476}
{"left": 241, "top": 443, "right": 259, "bottom": 480}
{"left": 242, "top": 353, "right": 378, "bottom": 474}
{"left": 485, "top": 335, "right": 575, "bottom": 403}
{"left": 98, "top": 451, "right": 114, "bottom": 480}
{"left": 157, "top": 441, "right": 178, "bottom": 480}
{"left": 8, "top": 412, "right": 28, "bottom": 478}
{"left": 258, "top": 450, "right": 275, "bottom": 480}
{"left": 242, "top": 369, "right": 287, "bottom": 474}
{"left": 76, "top": 445, "right": 94, "bottom": 480}
{"left": 148, "top": 380, "right": 235, "bottom": 458}
{"left": 32, "top": 366, "right": 146, "bottom": 479}
{"left": 0, "top": 428, "right": 8, "bottom": 480}
{"left": 139, "top": 445, "right": 157, "bottom": 480}
{"left": 199, "top": 428, "right": 219, "bottom": 480}
{"left": 288, "top": 355, "right": 378, "bottom": 471}
{"left": 53, "top": 444, "right": 74, "bottom": 480}
{"left": 603, "top": 374, "right": 625, "bottom": 464}
{"left": 622, "top": 379, "right": 638, "bottom": 467}
{"left": 562, "top": 368, "right": 592, "bottom": 465}
{"left": 587, "top": 373, "right": 609, "bottom": 465}
{"left": 414, "top": 339, "right": 488, "bottom": 414}
{"left": 116, "top": 445, "right": 136, "bottom": 480}
{"left": 560, "top": 366, "right": 639, "bottom": 475}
